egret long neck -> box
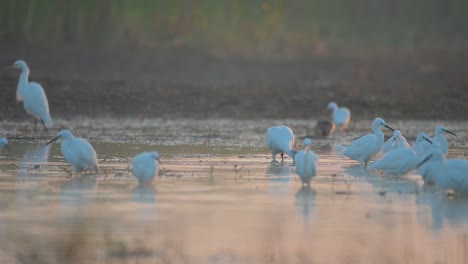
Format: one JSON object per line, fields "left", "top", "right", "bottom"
{"left": 373, "top": 126, "right": 385, "bottom": 147}
{"left": 17, "top": 68, "right": 30, "bottom": 98}
{"left": 432, "top": 158, "right": 448, "bottom": 188}
{"left": 435, "top": 133, "right": 448, "bottom": 151}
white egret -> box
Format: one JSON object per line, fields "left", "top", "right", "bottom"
{"left": 370, "top": 135, "right": 432, "bottom": 176}
{"left": 341, "top": 117, "right": 394, "bottom": 167}
{"left": 327, "top": 102, "right": 351, "bottom": 132}
{"left": 265, "top": 125, "right": 297, "bottom": 163}
{"left": 0, "top": 138, "right": 8, "bottom": 150}
{"left": 10, "top": 60, "right": 52, "bottom": 130}
{"left": 412, "top": 133, "right": 431, "bottom": 158}
{"left": 417, "top": 145, "right": 468, "bottom": 194}
{"left": 420, "top": 125, "right": 456, "bottom": 156}
{"left": 295, "top": 138, "right": 319, "bottom": 186}
{"left": 132, "top": 151, "right": 160, "bottom": 185}
{"left": 46, "top": 130, "right": 98, "bottom": 175}
{"left": 382, "top": 130, "right": 409, "bottom": 153}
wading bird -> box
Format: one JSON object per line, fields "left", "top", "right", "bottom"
{"left": 265, "top": 125, "right": 297, "bottom": 163}
{"left": 10, "top": 60, "right": 52, "bottom": 130}
{"left": 370, "top": 135, "right": 432, "bottom": 176}
{"left": 420, "top": 125, "right": 456, "bottom": 156}
{"left": 327, "top": 102, "right": 351, "bottom": 132}
{"left": 295, "top": 138, "right": 319, "bottom": 186}
{"left": 383, "top": 130, "right": 409, "bottom": 153}
{"left": 341, "top": 117, "right": 394, "bottom": 167}
{"left": 46, "top": 130, "right": 98, "bottom": 175}
{"left": 132, "top": 151, "right": 160, "bottom": 185}
{"left": 417, "top": 143, "right": 468, "bottom": 194}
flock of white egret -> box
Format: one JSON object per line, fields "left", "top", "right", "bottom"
{"left": 1, "top": 60, "right": 467, "bottom": 194}
{"left": 265, "top": 109, "right": 466, "bottom": 193}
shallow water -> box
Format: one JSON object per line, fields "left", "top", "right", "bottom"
{"left": 0, "top": 119, "right": 468, "bottom": 263}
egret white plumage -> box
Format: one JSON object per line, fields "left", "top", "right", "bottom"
{"left": 382, "top": 130, "right": 410, "bottom": 153}
{"left": 420, "top": 125, "right": 456, "bottom": 156}
{"left": 11, "top": 60, "right": 52, "bottom": 130}
{"left": 341, "top": 117, "right": 394, "bottom": 167}
{"left": 417, "top": 144, "right": 468, "bottom": 194}
{"left": 295, "top": 138, "right": 319, "bottom": 186}
{"left": 370, "top": 135, "right": 432, "bottom": 176}
{"left": 46, "top": 130, "right": 98, "bottom": 175}
{"left": 132, "top": 151, "right": 160, "bottom": 185}
{"left": 327, "top": 102, "right": 351, "bottom": 132}
{"left": 418, "top": 142, "right": 443, "bottom": 184}
{"left": 265, "top": 125, "right": 297, "bottom": 163}
{"left": 412, "top": 133, "right": 431, "bottom": 158}
{"left": 0, "top": 137, "right": 9, "bottom": 150}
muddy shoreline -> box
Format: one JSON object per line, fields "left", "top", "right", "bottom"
{"left": 1, "top": 44, "right": 467, "bottom": 121}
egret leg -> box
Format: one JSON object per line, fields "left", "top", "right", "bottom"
{"left": 34, "top": 119, "right": 37, "bottom": 131}
{"left": 41, "top": 120, "right": 48, "bottom": 131}
{"left": 281, "top": 153, "right": 284, "bottom": 164}
{"left": 271, "top": 153, "right": 278, "bottom": 163}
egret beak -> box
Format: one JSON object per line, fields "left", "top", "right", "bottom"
{"left": 442, "top": 129, "right": 457, "bottom": 136}
{"left": 423, "top": 136, "right": 432, "bottom": 144}
{"left": 391, "top": 137, "right": 398, "bottom": 146}
{"left": 45, "top": 135, "right": 61, "bottom": 146}
{"left": 381, "top": 123, "right": 395, "bottom": 132}
{"left": 7, "top": 64, "right": 16, "bottom": 69}
{"left": 416, "top": 154, "right": 433, "bottom": 169}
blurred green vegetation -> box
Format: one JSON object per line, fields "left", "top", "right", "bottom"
{"left": 2, "top": 0, "right": 468, "bottom": 55}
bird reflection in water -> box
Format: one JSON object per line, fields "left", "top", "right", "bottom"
{"left": 132, "top": 184, "right": 157, "bottom": 204}
{"left": 417, "top": 191, "right": 468, "bottom": 231}
{"left": 295, "top": 186, "right": 316, "bottom": 223}
{"left": 17, "top": 144, "right": 51, "bottom": 179}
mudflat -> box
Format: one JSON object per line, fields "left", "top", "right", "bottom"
{"left": 1, "top": 44, "right": 467, "bottom": 121}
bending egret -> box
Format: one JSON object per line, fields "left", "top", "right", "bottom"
{"left": 382, "top": 130, "right": 409, "bottom": 153}
{"left": 417, "top": 145, "right": 468, "bottom": 194}
{"left": 341, "top": 117, "right": 394, "bottom": 167}
{"left": 418, "top": 142, "right": 442, "bottom": 184}
{"left": 327, "top": 102, "right": 351, "bottom": 132}
{"left": 11, "top": 60, "right": 52, "bottom": 130}
{"left": 370, "top": 135, "right": 432, "bottom": 176}
{"left": 420, "top": 126, "right": 456, "bottom": 156}
{"left": 132, "top": 151, "right": 160, "bottom": 185}
{"left": 295, "top": 138, "right": 319, "bottom": 186}
{"left": 0, "top": 137, "right": 9, "bottom": 150}
{"left": 46, "top": 130, "right": 98, "bottom": 175}
{"left": 265, "top": 125, "right": 297, "bottom": 163}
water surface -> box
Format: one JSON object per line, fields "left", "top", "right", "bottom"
{"left": 0, "top": 119, "right": 467, "bottom": 263}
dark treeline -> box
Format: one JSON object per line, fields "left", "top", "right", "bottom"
{"left": 1, "top": 0, "right": 468, "bottom": 56}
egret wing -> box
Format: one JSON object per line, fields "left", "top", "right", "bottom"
{"left": 342, "top": 134, "right": 374, "bottom": 156}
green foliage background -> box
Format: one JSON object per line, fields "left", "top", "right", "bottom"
{"left": 2, "top": 0, "right": 468, "bottom": 55}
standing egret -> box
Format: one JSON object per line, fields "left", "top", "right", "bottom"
{"left": 0, "top": 138, "right": 9, "bottom": 150}
{"left": 327, "top": 102, "right": 351, "bottom": 132}
{"left": 420, "top": 126, "right": 456, "bottom": 156}
{"left": 417, "top": 145, "right": 468, "bottom": 194}
{"left": 295, "top": 138, "right": 319, "bottom": 186}
{"left": 46, "top": 130, "right": 98, "bottom": 175}
{"left": 382, "top": 130, "right": 410, "bottom": 153}
{"left": 370, "top": 135, "right": 432, "bottom": 176}
{"left": 412, "top": 133, "right": 431, "bottom": 158}
{"left": 10, "top": 60, "right": 52, "bottom": 130}
{"left": 341, "top": 117, "right": 395, "bottom": 167}
{"left": 132, "top": 151, "right": 160, "bottom": 185}
{"left": 265, "top": 125, "right": 297, "bottom": 163}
